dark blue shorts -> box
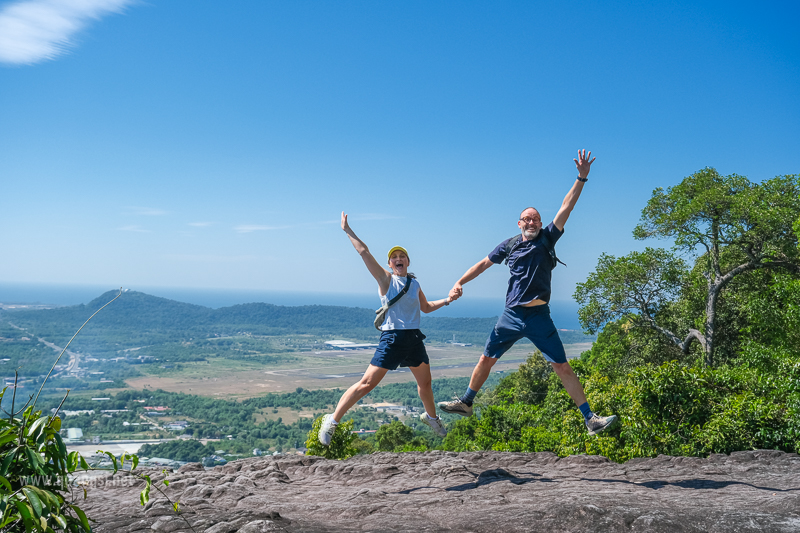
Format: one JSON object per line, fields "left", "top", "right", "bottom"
{"left": 371, "top": 329, "right": 429, "bottom": 370}
{"left": 483, "top": 305, "right": 567, "bottom": 364}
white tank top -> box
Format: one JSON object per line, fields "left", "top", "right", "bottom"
{"left": 379, "top": 275, "right": 421, "bottom": 331}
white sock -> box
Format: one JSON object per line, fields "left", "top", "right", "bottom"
{"left": 426, "top": 413, "right": 439, "bottom": 420}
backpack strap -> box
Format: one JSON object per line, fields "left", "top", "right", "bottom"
{"left": 502, "top": 233, "right": 566, "bottom": 269}
{"left": 502, "top": 235, "right": 524, "bottom": 265}
{"left": 538, "top": 231, "right": 566, "bottom": 269}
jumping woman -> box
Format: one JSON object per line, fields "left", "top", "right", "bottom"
{"left": 318, "top": 212, "right": 458, "bottom": 446}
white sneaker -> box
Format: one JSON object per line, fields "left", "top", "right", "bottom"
{"left": 319, "top": 414, "right": 338, "bottom": 446}
{"left": 420, "top": 412, "right": 447, "bottom": 437}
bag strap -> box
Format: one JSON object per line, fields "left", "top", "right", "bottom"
{"left": 503, "top": 233, "right": 566, "bottom": 269}
{"left": 502, "top": 235, "right": 524, "bottom": 265}
{"left": 539, "top": 231, "right": 567, "bottom": 268}
{"left": 385, "top": 275, "right": 415, "bottom": 308}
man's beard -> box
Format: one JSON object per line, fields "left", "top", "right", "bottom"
{"left": 523, "top": 227, "right": 540, "bottom": 240}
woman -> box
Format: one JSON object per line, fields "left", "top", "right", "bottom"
{"left": 318, "top": 212, "right": 458, "bottom": 446}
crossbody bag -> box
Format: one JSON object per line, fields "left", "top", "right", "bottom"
{"left": 374, "top": 275, "right": 415, "bottom": 330}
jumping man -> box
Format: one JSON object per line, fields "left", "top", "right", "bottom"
{"left": 439, "top": 150, "right": 617, "bottom": 436}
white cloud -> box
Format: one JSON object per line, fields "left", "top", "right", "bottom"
{"left": 117, "top": 224, "right": 148, "bottom": 233}
{"left": 0, "top": 0, "right": 134, "bottom": 65}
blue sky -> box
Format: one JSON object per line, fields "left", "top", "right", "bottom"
{"left": 1, "top": 0, "right": 798, "bottom": 309}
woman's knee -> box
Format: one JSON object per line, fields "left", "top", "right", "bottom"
{"left": 357, "top": 378, "right": 379, "bottom": 394}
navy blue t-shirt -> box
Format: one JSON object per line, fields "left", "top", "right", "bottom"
{"left": 488, "top": 222, "right": 564, "bottom": 308}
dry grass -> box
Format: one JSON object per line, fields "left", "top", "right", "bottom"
{"left": 124, "top": 342, "right": 593, "bottom": 400}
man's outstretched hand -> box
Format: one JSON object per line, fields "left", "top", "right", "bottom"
{"left": 449, "top": 284, "right": 463, "bottom": 301}
{"left": 574, "top": 149, "right": 596, "bottom": 179}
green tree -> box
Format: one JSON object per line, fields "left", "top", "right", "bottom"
{"left": 489, "top": 350, "right": 553, "bottom": 405}
{"left": 577, "top": 169, "right": 800, "bottom": 366}
{"left": 374, "top": 421, "right": 414, "bottom": 452}
{"left": 305, "top": 416, "right": 358, "bottom": 460}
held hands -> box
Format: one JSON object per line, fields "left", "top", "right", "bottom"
{"left": 449, "top": 283, "right": 463, "bottom": 302}
{"left": 573, "top": 149, "right": 596, "bottom": 179}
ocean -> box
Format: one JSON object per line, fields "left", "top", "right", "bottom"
{"left": 0, "top": 282, "right": 583, "bottom": 330}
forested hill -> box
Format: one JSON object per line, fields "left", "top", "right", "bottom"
{"left": 2, "top": 290, "right": 593, "bottom": 351}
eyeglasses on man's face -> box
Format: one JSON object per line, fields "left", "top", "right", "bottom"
{"left": 519, "top": 217, "right": 541, "bottom": 224}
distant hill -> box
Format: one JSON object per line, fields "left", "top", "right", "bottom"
{"left": 2, "top": 290, "right": 594, "bottom": 354}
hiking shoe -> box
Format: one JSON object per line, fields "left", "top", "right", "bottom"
{"left": 438, "top": 398, "right": 473, "bottom": 417}
{"left": 586, "top": 414, "right": 618, "bottom": 436}
{"left": 420, "top": 413, "right": 447, "bottom": 437}
{"left": 319, "top": 414, "right": 338, "bottom": 446}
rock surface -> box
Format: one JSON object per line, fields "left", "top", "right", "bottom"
{"left": 80, "top": 450, "right": 800, "bottom": 532}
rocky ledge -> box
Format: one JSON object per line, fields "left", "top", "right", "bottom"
{"left": 80, "top": 449, "right": 800, "bottom": 532}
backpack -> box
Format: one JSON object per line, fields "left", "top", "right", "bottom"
{"left": 502, "top": 232, "right": 566, "bottom": 270}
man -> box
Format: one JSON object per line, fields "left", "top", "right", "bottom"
{"left": 440, "top": 150, "right": 617, "bottom": 436}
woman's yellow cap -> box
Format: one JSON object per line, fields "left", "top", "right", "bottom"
{"left": 387, "top": 246, "right": 409, "bottom": 259}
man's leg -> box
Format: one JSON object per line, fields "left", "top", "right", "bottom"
{"left": 528, "top": 306, "right": 617, "bottom": 435}
{"left": 468, "top": 354, "right": 498, "bottom": 391}
{"left": 440, "top": 309, "right": 523, "bottom": 416}
{"left": 550, "top": 361, "right": 587, "bottom": 407}
{"left": 448, "top": 355, "right": 498, "bottom": 413}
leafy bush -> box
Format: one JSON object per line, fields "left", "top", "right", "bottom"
{"left": 0, "top": 390, "right": 93, "bottom": 532}
{"left": 373, "top": 421, "right": 414, "bottom": 452}
{"left": 488, "top": 351, "right": 552, "bottom": 405}
{"left": 441, "top": 358, "right": 800, "bottom": 462}
{"left": 305, "top": 416, "right": 358, "bottom": 460}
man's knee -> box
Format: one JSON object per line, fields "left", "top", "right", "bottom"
{"left": 550, "top": 361, "right": 573, "bottom": 376}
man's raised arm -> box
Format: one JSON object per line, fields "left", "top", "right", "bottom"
{"left": 450, "top": 257, "right": 494, "bottom": 299}
{"left": 553, "top": 149, "right": 596, "bottom": 231}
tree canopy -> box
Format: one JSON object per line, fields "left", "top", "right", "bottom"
{"left": 577, "top": 169, "right": 800, "bottom": 366}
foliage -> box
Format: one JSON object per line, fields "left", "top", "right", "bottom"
{"left": 579, "top": 318, "right": 684, "bottom": 376}
{"left": 350, "top": 438, "right": 375, "bottom": 455}
{"left": 373, "top": 421, "right": 415, "bottom": 452}
{"left": 0, "top": 393, "right": 94, "bottom": 532}
{"left": 574, "top": 248, "right": 686, "bottom": 335}
{"left": 577, "top": 169, "right": 800, "bottom": 366}
{"left": 305, "top": 416, "right": 358, "bottom": 460}
{"left": 442, "top": 357, "right": 800, "bottom": 461}
{"left": 487, "top": 351, "right": 552, "bottom": 406}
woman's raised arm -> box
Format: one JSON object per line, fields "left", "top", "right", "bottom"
{"left": 342, "top": 212, "right": 391, "bottom": 294}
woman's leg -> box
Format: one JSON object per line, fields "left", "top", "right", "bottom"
{"left": 408, "top": 363, "right": 437, "bottom": 417}
{"left": 332, "top": 364, "right": 388, "bottom": 421}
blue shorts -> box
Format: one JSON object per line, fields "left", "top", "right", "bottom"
{"left": 483, "top": 305, "right": 567, "bottom": 364}
{"left": 371, "top": 329, "right": 429, "bottom": 370}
